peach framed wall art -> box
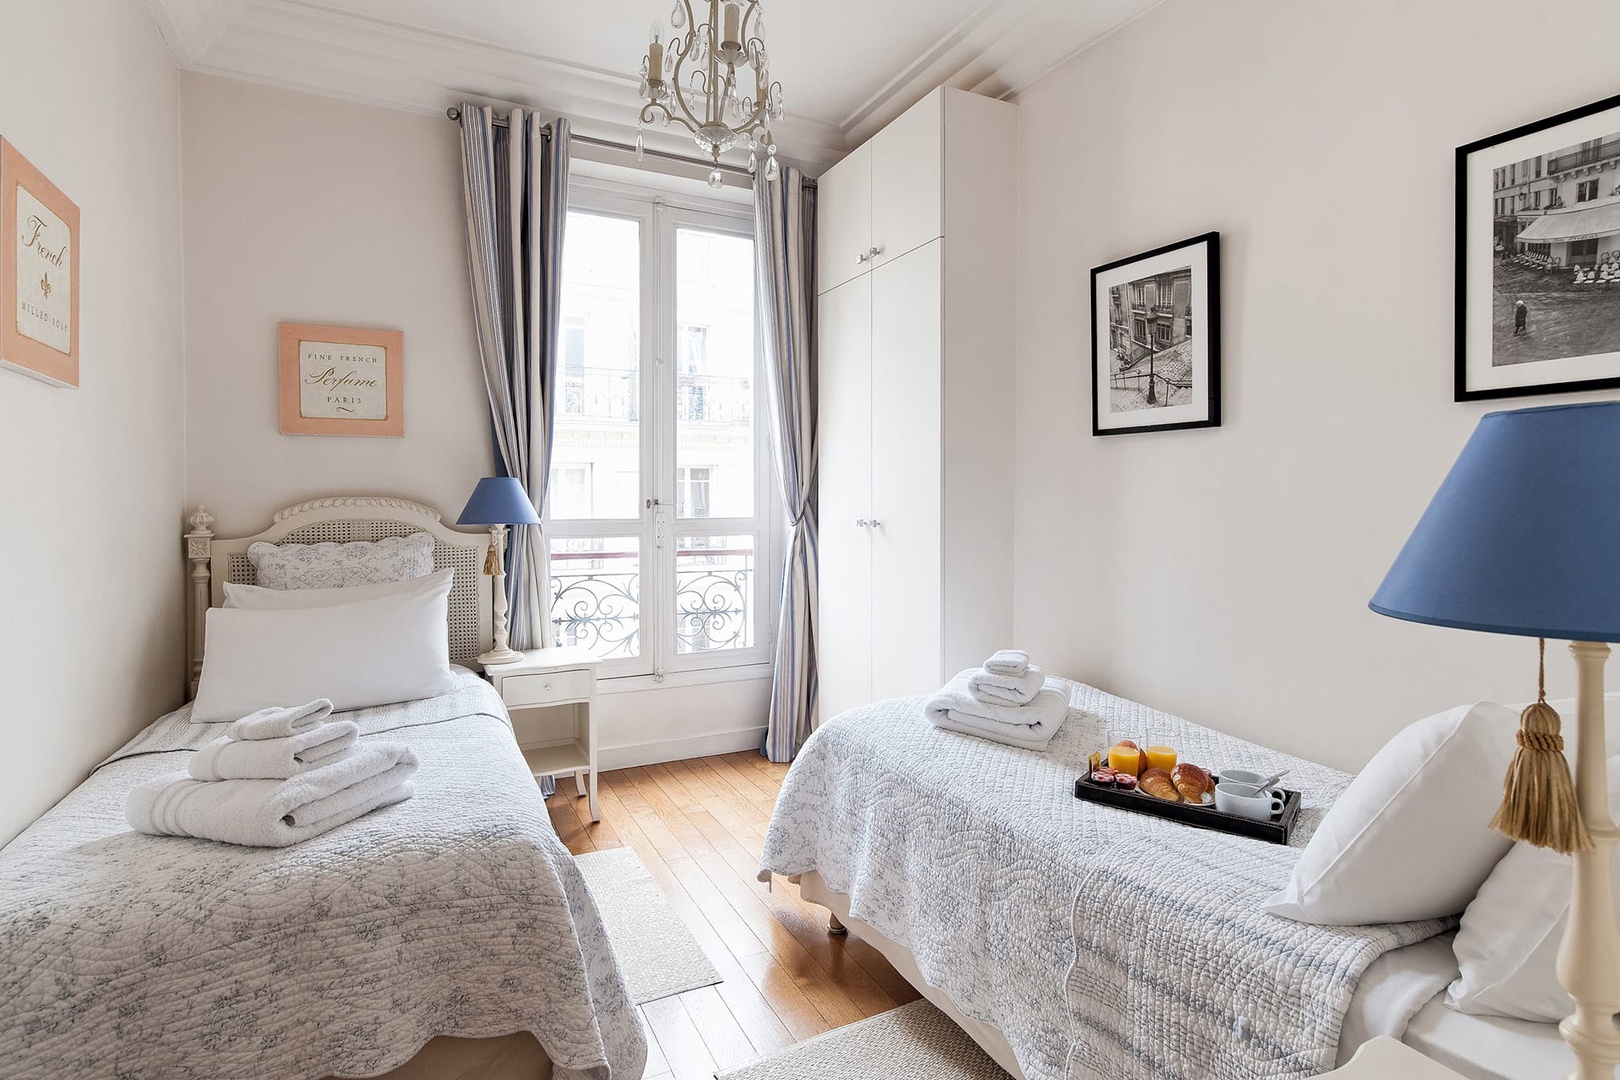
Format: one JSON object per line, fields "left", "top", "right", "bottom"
{"left": 1, "top": 137, "right": 80, "bottom": 388}
{"left": 278, "top": 322, "right": 404, "bottom": 437}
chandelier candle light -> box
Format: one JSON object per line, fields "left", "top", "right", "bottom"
{"left": 638, "top": 0, "right": 783, "bottom": 188}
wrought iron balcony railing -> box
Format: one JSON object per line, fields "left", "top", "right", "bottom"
{"left": 548, "top": 546, "right": 754, "bottom": 660}
{"left": 560, "top": 367, "right": 753, "bottom": 425}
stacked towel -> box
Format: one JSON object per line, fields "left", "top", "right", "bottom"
{"left": 128, "top": 700, "right": 417, "bottom": 847}
{"left": 967, "top": 663, "right": 1047, "bottom": 706}
{"left": 925, "top": 663, "right": 1070, "bottom": 751}
{"left": 983, "top": 649, "right": 1030, "bottom": 677}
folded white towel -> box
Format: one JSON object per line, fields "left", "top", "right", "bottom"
{"left": 983, "top": 649, "right": 1030, "bottom": 678}
{"left": 924, "top": 669, "right": 1069, "bottom": 750}
{"left": 967, "top": 664, "right": 1046, "bottom": 706}
{"left": 128, "top": 743, "right": 418, "bottom": 848}
{"left": 225, "top": 699, "right": 334, "bottom": 741}
{"left": 187, "top": 721, "right": 360, "bottom": 782}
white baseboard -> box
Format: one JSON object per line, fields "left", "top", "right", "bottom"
{"left": 596, "top": 726, "right": 767, "bottom": 772}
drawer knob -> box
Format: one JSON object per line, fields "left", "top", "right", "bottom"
{"left": 544, "top": 682, "right": 552, "bottom": 691}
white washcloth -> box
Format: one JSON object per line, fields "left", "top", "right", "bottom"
{"left": 967, "top": 664, "right": 1047, "bottom": 706}
{"left": 224, "top": 700, "right": 334, "bottom": 740}
{"left": 187, "top": 721, "right": 360, "bottom": 782}
{"left": 983, "top": 649, "right": 1030, "bottom": 678}
{"left": 924, "top": 669, "right": 1069, "bottom": 750}
{"left": 128, "top": 743, "right": 418, "bottom": 848}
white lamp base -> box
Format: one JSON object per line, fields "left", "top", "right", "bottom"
{"left": 479, "top": 646, "right": 524, "bottom": 667}
{"left": 480, "top": 524, "right": 524, "bottom": 669}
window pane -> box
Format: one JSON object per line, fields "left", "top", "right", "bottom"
{"left": 675, "top": 228, "right": 755, "bottom": 519}
{"left": 675, "top": 535, "right": 754, "bottom": 654}
{"left": 553, "top": 213, "right": 641, "bottom": 520}
{"left": 550, "top": 536, "right": 640, "bottom": 659}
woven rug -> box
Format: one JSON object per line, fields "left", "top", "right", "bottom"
{"left": 574, "top": 846, "right": 721, "bottom": 1003}
{"left": 716, "top": 1000, "right": 1012, "bottom": 1080}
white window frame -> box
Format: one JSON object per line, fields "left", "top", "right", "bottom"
{"left": 548, "top": 179, "right": 780, "bottom": 688}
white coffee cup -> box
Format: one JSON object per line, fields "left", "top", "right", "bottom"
{"left": 1220, "top": 769, "right": 1277, "bottom": 796}
{"left": 1215, "top": 782, "right": 1285, "bottom": 822}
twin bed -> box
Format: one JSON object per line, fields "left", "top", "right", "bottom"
{"left": 763, "top": 682, "right": 1578, "bottom": 1080}
{"left": 0, "top": 497, "right": 645, "bottom": 1080}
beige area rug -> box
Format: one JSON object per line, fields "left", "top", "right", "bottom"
{"left": 716, "top": 1000, "right": 1013, "bottom": 1080}
{"left": 573, "top": 846, "right": 722, "bottom": 1004}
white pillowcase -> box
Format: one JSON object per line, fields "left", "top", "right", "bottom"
{"left": 1447, "top": 753, "right": 1620, "bottom": 1021}
{"left": 191, "top": 571, "right": 457, "bottom": 723}
{"left": 225, "top": 567, "right": 455, "bottom": 610}
{"left": 247, "top": 532, "right": 435, "bottom": 590}
{"left": 1264, "top": 701, "right": 1521, "bottom": 925}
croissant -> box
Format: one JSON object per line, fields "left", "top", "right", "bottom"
{"left": 1172, "top": 763, "right": 1214, "bottom": 803}
{"left": 1138, "top": 767, "right": 1181, "bottom": 802}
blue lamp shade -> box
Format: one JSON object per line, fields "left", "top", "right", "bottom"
{"left": 1370, "top": 401, "right": 1620, "bottom": 642}
{"left": 456, "top": 477, "right": 541, "bottom": 527}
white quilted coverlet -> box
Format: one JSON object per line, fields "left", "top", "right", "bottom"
{"left": 759, "top": 680, "right": 1452, "bottom": 1080}
{"left": 0, "top": 670, "right": 645, "bottom": 1080}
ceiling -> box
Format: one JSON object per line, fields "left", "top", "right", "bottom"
{"left": 143, "top": 0, "right": 1165, "bottom": 171}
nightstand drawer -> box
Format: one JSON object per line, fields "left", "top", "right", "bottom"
{"left": 502, "top": 668, "right": 593, "bottom": 708}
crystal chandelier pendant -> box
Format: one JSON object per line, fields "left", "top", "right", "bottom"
{"left": 747, "top": 149, "right": 757, "bottom": 175}
{"left": 636, "top": 129, "right": 645, "bottom": 162}
{"left": 708, "top": 167, "right": 725, "bottom": 189}
{"left": 670, "top": 0, "right": 685, "bottom": 28}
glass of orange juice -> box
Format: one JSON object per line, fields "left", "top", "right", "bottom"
{"left": 1144, "top": 745, "right": 1177, "bottom": 773}
{"left": 1107, "top": 743, "right": 1142, "bottom": 776}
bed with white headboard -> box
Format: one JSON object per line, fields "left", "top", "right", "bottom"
{"left": 0, "top": 496, "right": 644, "bottom": 1080}
{"left": 183, "top": 495, "right": 494, "bottom": 694}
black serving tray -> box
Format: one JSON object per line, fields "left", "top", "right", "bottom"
{"left": 1073, "top": 769, "right": 1302, "bottom": 845}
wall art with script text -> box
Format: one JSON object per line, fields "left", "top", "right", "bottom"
{"left": 277, "top": 322, "right": 404, "bottom": 437}
{"left": 1, "top": 137, "right": 80, "bottom": 388}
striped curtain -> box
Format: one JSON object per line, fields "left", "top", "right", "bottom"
{"left": 456, "top": 105, "right": 571, "bottom": 650}
{"left": 754, "top": 166, "right": 819, "bottom": 762}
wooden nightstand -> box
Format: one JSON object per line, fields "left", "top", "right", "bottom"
{"left": 484, "top": 647, "right": 601, "bottom": 821}
{"left": 1324, "top": 1038, "right": 1467, "bottom": 1079}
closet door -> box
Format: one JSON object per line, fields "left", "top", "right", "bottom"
{"left": 869, "top": 90, "right": 943, "bottom": 271}
{"left": 816, "top": 274, "right": 875, "bottom": 721}
{"left": 869, "top": 241, "right": 943, "bottom": 702}
{"left": 815, "top": 144, "right": 872, "bottom": 296}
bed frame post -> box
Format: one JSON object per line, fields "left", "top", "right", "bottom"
{"left": 183, "top": 506, "right": 215, "bottom": 698}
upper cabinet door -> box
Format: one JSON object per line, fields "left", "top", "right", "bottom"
{"left": 869, "top": 90, "right": 943, "bottom": 271}
{"left": 815, "top": 144, "right": 872, "bottom": 295}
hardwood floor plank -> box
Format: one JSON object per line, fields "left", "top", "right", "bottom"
{"left": 642, "top": 995, "right": 718, "bottom": 1080}
{"left": 678, "top": 985, "right": 759, "bottom": 1068}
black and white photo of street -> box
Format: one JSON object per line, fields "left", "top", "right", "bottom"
{"left": 1106, "top": 266, "right": 1194, "bottom": 412}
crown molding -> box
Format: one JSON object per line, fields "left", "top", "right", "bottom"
{"left": 146, "top": 0, "right": 1164, "bottom": 172}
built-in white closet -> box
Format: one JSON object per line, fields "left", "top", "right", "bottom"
{"left": 815, "top": 86, "right": 1018, "bottom": 722}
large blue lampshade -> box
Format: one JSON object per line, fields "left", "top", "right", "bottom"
{"left": 1370, "top": 401, "right": 1620, "bottom": 642}
{"left": 456, "top": 476, "right": 541, "bottom": 527}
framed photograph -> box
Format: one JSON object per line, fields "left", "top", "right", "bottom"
{"left": 278, "top": 322, "right": 404, "bottom": 437}
{"left": 1457, "top": 91, "right": 1620, "bottom": 401}
{"left": 1, "top": 137, "right": 80, "bottom": 388}
{"left": 1090, "top": 232, "right": 1221, "bottom": 435}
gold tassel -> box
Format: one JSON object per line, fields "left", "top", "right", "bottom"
{"left": 483, "top": 541, "right": 500, "bottom": 576}
{"left": 1490, "top": 639, "right": 1593, "bottom": 854}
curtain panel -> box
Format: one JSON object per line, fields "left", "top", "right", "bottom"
{"left": 456, "top": 105, "right": 571, "bottom": 650}
{"left": 754, "top": 166, "right": 819, "bottom": 762}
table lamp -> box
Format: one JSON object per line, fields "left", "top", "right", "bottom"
{"left": 1370, "top": 401, "right": 1620, "bottom": 1080}
{"left": 457, "top": 476, "right": 541, "bottom": 666}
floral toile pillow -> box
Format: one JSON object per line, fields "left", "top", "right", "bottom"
{"left": 247, "top": 532, "right": 435, "bottom": 590}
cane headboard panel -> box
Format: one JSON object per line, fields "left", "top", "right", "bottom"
{"left": 183, "top": 497, "right": 494, "bottom": 695}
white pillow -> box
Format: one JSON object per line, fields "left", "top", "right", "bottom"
{"left": 191, "top": 571, "right": 456, "bottom": 723}
{"left": 1264, "top": 701, "right": 1521, "bottom": 925}
{"left": 225, "top": 567, "right": 454, "bottom": 610}
{"left": 1447, "top": 753, "right": 1620, "bottom": 1021}
{"left": 246, "top": 532, "right": 434, "bottom": 590}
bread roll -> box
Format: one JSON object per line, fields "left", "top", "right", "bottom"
{"left": 1171, "top": 763, "right": 1213, "bottom": 802}
{"left": 1139, "top": 767, "right": 1181, "bottom": 802}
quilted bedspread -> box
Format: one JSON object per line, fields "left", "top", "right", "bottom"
{"left": 758, "top": 680, "right": 1453, "bottom": 1080}
{"left": 0, "top": 670, "right": 646, "bottom": 1080}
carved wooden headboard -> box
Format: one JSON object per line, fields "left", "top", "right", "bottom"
{"left": 182, "top": 496, "right": 494, "bottom": 696}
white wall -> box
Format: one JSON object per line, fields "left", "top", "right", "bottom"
{"left": 180, "top": 75, "right": 768, "bottom": 761}
{"left": 0, "top": 1, "right": 184, "bottom": 843}
{"left": 1012, "top": 0, "right": 1620, "bottom": 771}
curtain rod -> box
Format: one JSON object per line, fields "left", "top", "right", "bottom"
{"left": 445, "top": 106, "right": 754, "bottom": 179}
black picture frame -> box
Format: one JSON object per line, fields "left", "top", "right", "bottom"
{"left": 1090, "top": 232, "right": 1221, "bottom": 436}
{"left": 1456, "top": 91, "right": 1620, "bottom": 402}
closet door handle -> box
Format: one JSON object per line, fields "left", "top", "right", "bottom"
{"left": 855, "top": 518, "right": 869, "bottom": 528}
{"left": 868, "top": 246, "right": 883, "bottom": 260}
{"left": 856, "top": 251, "right": 870, "bottom": 265}
{"left": 867, "top": 519, "right": 882, "bottom": 529}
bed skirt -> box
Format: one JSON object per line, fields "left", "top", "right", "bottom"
{"left": 321, "top": 1032, "right": 551, "bottom": 1080}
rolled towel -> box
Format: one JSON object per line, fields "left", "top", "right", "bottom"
{"left": 225, "top": 699, "right": 334, "bottom": 740}
{"left": 924, "top": 669, "right": 1070, "bottom": 750}
{"left": 967, "top": 664, "right": 1046, "bottom": 706}
{"left": 982, "top": 649, "right": 1030, "bottom": 678}
{"left": 188, "top": 720, "right": 360, "bottom": 782}
{"left": 128, "top": 743, "right": 418, "bottom": 848}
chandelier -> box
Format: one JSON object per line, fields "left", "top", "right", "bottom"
{"left": 637, "top": 0, "right": 784, "bottom": 187}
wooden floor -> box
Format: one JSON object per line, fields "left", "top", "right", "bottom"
{"left": 544, "top": 752, "right": 921, "bottom": 1080}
